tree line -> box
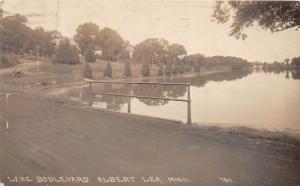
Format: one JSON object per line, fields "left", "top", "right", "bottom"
{"left": 5, "top": 3, "right": 299, "bottom": 79}
{"left": 0, "top": 13, "right": 59, "bottom": 56}
{"left": 253, "top": 57, "right": 300, "bottom": 73}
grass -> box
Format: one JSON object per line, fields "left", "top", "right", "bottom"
{"left": 23, "top": 56, "right": 161, "bottom": 79}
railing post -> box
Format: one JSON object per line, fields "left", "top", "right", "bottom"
{"left": 89, "top": 81, "right": 92, "bottom": 107}
{"left": 187, "top": 85, "right": 192, "bottom": 125}
{"left": 127, "top": 84, "right": 132, "bottom": 113}
{"left": 127, "top": 96, "right": 131, "bottom": 113}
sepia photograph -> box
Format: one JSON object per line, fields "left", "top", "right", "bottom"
{"left": 0, "top": 0, "right": 299, "bottom": 185}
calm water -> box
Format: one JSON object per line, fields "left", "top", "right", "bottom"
{"left": 68, "top": 70, "right": 300, "bottom": 132}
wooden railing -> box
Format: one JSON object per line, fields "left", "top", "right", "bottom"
{"left": 85, "top": 79, "right": 192, "bottom": 125}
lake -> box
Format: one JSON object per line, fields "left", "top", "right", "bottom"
{"left": 68, "top": 70, "right": 300, "bottom": 132}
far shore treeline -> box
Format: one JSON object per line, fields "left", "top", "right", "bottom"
{"left": 0, "top": 4, "right": 299, "bottom": 77}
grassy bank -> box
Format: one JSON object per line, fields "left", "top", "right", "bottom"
{"left": 0, "top": 56, "right": 232, "bottom": 94}
{"left": 0, "top": 54, "right": 19, "bottom": 69}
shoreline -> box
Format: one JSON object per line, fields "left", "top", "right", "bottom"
{"left": 45, "top": 69, "right": 231, "bottom": 96}
{"left": 1, "top": 61, "right": 299, "bottom": 148}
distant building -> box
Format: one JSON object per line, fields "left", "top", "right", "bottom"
{"left": 69, "top": 38, "right": 79, "bottom": 50}
{"left": 125, "top": 44, "right": 135, "bottom": 59}
{"left": 95, "top": 48, "right": 103, "bottom": 56}
{"left": 52, "top": 37, "right": 78, "bottom": 49}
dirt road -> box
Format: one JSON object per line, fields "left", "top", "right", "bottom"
{"left": 0, "top": 94, "right": 299, "bottom": 186}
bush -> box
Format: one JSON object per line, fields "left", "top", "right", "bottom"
{"left": 141, "top": 62, "right": 150, "bottom": 77}
{"left": 157, "top": 64, "right": 163, "bottom": 76}
{"left": 124, "top": 61, "right": 132, "bottom": 77}
{"left": 55, "top": 39, "right": 79, "bottom": 65}
{"left": 178, "top": 61, "right": 185, "bottom": 74}
{"left": 104, "top": 61, "right": 112, "bottom": 78}
{"left": 84, "top": 47, "right": 96, "bottom": 63}
{"left": 165, "top": 61, "right": 172, "bottom": 76}
{"left": 0, "top": 54, "right": 19, "bottom": 69}
{"left": 83, "top": 63, "right": 92, "bottom": 78}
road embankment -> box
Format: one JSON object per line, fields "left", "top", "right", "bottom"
{"left": 0, "top": 94, "right": 299, "bottom": 186}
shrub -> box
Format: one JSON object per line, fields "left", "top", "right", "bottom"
{"left": 104, "top": 61, "right": 112, "bottom": 78}
{"left": 178, "top": 61, "right": 185, "bottom": 74}
{"left": 165, "top": 61, "right": 172, "bottom": 76}
{"left": 0, "top": 54, "right": 19, "bottom": 69}
{"left": 83, "top": 63, "right": 92, "bottom": 78}
{"left": 157, "top": 64, "right": 163, "bottom": 76}
{"left": 124, "top": 61, "right": 132, "bottom": 77}
{"left": 141, "top": 62, "right": 150, "bottom": 77}
{"left": 55, "top": 39, "right": 79, "bottom": 65}
{"left": 84, "top": 47, "right": 96, "bottom": 63}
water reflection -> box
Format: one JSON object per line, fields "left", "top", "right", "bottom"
{"left": 256, "top": 66, "right": 300, "bottom": 80}
{"left": 66, "top": 70, "right": 300, "bottom": 131}
{"left": 170, "top": 70, "right": 252, "bottom": 87}
{"left": 69, "top": 70, "right": 252, "bottom": 110}
{"left": 99, "top": 84, "right": 131, "bottom": 111}
{"left": 291, "top": 70, "right": 300, "bottom": 79}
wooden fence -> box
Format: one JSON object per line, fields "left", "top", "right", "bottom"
{"left": 85, "top": 79, "right": 192, "bottom": 124}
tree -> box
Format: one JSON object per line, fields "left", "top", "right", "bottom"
{"left": 104, "top": 61, "right": 112, "bottom": 78}
{"left": 212, "top": 1, "right": 300, "bottom": 39}
{"left": 167, "top": 44, "right": 186, "bottom": 62}
{"left": 188, "top": 54, "right": 205, "bottom": 72}
{"left": 165, "top": 61, "right": 172, "bottom": 76}
{"left": 119, "top": 48, "right": 130, "bottom": 61}
{"left": 83, "top": 62, "right": 92, "bottom": 78}
{"left": 172, "top": 61, "right": 179, "bottom": 75}
{"left": 205, "top": 55, "right": 250, "bottom": 71}
{"left": 30, "top": 27, "right": 58, "bottom": 56}
{"left": 157, "top": 64, "right": 163, "bottom": 76}
{"left": 96, "top": 27, "right": 124, "bottom": 60}
{"left": 193, "top": 61, "right": 201, "bottom": 73}
{"left": 185, "top": 62, "right": 192, "bottom": 72}
{"left": 0, "top": 2, "right": 3, "bottom": 19}
{"left": 133, "top": 38, "right": 168, "bottom": 65}
{"left": 0, "top": 14, "right": 30, "bottom": 53}
{"left": 74, "top": 22, "right": 99, "bottom": 53}
{"left": 0, "top": 4, "right": 58, "bottom": 56}
{"left": 55, "top": 39, "right": 79, "bottom": 65}
{"left": 284, "top": 58, "right": 290, "bottom": 66}
{"left": 141, "top": 61, "right": 150, "bottom": 77}
{"left": 182, "top": 57, "right": 192, "bottom": 72}
{"left": 178, "top": 61, "right": 185, "bottom": 74}
{"left": 124, "top": 61, "right": 132, "bottom": 77}
{"left": 291, "top": 57, "right": 300, "bottom": 68}
{"left": 0, "top": 10, "right": 59, "bottom": 56}
{"left": 84, "top": 46, "right": 96, "bottom": 62}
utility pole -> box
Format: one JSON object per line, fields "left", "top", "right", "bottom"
{"left": 36, "top": 45, "right": 40, "bottom": 73}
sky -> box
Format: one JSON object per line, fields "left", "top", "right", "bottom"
{"left": 2, "top": 0, "right": 300, "bottom": 62}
